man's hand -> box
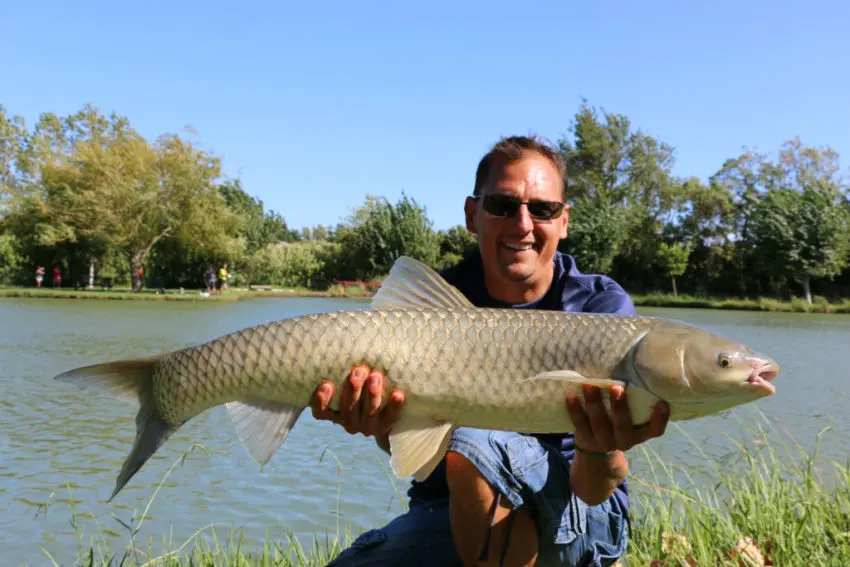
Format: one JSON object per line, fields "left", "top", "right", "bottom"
{"left": 566, "top": 384, "right": 669, "bottom": 454}
{"left": 310, "top": 365, "right": 405, "bottom": 439}
{"left": 565, "top": 384, "right": 669, "bottom": 506}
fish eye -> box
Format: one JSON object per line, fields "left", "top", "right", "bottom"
{"left": 717, "top": 354, "right": 732, "bottom": 369}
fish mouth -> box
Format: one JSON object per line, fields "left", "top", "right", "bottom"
{"left": 747, "top": 361, "right": 779, "bottom": 395}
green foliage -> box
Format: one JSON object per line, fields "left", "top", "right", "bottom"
{"left": 0, "top": 232, "right": 24, "bottom": 285}
{"left": 746, "top": 140, "right": 850, "bottom": 303}
{"left": 656, "top": 242, "right": 691, "bottom": 278}
{"left": 246, "top": 242, "right": 326, "bottom": 288}
{"left": 558, "top": 195, "right": 628, "bottom": 274}
{"left": 333, "top": 194, "right": 441, "bottom": 280}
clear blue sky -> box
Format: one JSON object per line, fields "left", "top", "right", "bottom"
{"left": 2, "top": 0, "right": 848, "bottom": 232}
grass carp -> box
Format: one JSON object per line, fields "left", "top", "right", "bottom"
{"left": 54, "top": 256, "right": 779, "bottom": 500}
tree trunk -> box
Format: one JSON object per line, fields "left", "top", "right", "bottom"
{"left": 801, "top": 276, "right": 812, "bottom": 305}
{"left": 672, "top": 276, "right": 678, "bottom": 297}
{"left": 88, "top": 261, "right": 95, "bottom": 289}
{"left": 128, "top": 228, "right": 170, "bottom": 293}
{"left": 130, "top": 253, "right": 144, "bottom": 293}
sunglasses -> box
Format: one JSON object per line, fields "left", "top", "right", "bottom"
{"left": 472, "top": 194, "right": 567, "bottom": 220}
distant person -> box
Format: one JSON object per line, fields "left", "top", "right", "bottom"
{"left": 204, "top": 267, "right": 216, "bottom": 294}
{"left": 52, "top": 265, "right": 62, "bottom": 289}
{"left": 35, "top": 266, "right": 45, "bottom": 288}
{"left": 314, "top": 135, "right": 670, "bottom": 566}
{"left": 217, "top": 263, "right": 228, "bottom": 295}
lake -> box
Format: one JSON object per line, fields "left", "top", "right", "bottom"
{"left": 1, "top": 296, "right": 848, "bottom": 565}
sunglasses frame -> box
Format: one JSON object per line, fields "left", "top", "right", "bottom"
{"left": 471, "top": 194, "right": 567, "bottom": 221}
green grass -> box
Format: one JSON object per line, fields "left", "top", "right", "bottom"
{"left": 632, "top": 292, "right": 850, "bottom": 314}
{"left": 31, "top": 414, "right": 850, "bottom": 566}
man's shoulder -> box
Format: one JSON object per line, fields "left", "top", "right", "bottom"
{"left": 553, "top": 252, "right": 635, "bottom": 315}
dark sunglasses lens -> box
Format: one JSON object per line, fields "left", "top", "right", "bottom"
{"left": 482, "top": 195, "right": 520, "bottom": 216}
{"left": 527, "top": 201, "right": 563, "bottom": 219}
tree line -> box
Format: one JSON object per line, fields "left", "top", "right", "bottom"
{"left": 1, "top": 102, "right": 848, "bottom": 304}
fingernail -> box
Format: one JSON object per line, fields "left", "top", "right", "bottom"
{"left": 319, "top": 384, "right": 331, "bottom": 396}
{"left": 353, "top": 368, "right": 365, "bottom": 381}
{"left": 369, "top": 376, "right": 380, "bottom": 388}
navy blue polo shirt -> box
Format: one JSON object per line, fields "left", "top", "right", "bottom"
{"left": 407, "top": 250, "right": 635, "bottom": 515}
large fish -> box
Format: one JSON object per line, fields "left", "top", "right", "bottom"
{"left": 55, "top": 256, "right": 779, "bottom": 500}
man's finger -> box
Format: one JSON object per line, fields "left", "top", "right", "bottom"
{"left": 341, "top": 366, "right": 367, "bottom": 419}
{"left": 310, "top": 381, "right": 338, "bottom": 422}
{"left": 379, "top": 389, "right": 406, "bottom": 433}
{"left": 649, "top": 401, "right": 670, "bottom": 439}
{"left": 565, "top": 394, "right": 592, "bottom": 438}
{"left": 609, "top": 386, "right": 633, "bottom": 430}
{"left": 360, "top": 372, "right": 384, "bottom": 435}
{"left": 582, "top": 385, "right": 615, "bottom": 448}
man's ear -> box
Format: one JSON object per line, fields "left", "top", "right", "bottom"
{"left": 464, "top": 196, "right": 478, "bottom": 234}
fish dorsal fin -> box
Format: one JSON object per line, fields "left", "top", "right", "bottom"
{"left": 226, "top": 399, "right": 304, "bottom": 465}
{"left": 388, "top": 414, "right": 455, "bottom": 481}
{"left": 372, "top": 256, "right": 473, "bottom": 310}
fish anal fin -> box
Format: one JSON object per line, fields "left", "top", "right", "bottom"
{"left": 226, "top": 399, "right": 304, "bottom": 465}
{"left": 388, "top": 415, "right": 454, "bottom": 481}
{"left": 372, "top": 256, "right": 473, "bottom": 310}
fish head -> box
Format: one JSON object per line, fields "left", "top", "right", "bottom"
{"left": 632, "top": 321, "right": 779, "bottom": 410}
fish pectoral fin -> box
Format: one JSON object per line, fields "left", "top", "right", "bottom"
{"left": 388, "top": 415, "right": 455, "bottom": 482}
{"left": 371, "top": 256, "right": 473, "bottom": 310}
{"left": 226, "top": 399, "right": 305, "bottom": 466}
{"left": 521, "top": 370, "right": 628, "bottom": 390}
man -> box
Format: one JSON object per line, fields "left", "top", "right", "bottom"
{"left": 311, "top": 135, "right": 670, "bottom": 566}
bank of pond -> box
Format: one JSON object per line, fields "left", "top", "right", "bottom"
{"left": 3, "top": 285, "right": 850, "bottom": 314}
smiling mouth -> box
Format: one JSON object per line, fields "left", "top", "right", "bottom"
{"left": 747, "top": 362, "right": 779, "bottom": 394}
{"left": 503, "top": 242, "right": 535, "bottom": 252}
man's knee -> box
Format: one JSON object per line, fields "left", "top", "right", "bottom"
{"left": 445, "top": 451, "right": 537, "bottom": 567}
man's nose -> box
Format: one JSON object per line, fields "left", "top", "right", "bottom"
{"left": 509, "top": 204, "right": 535, "bottom": 232}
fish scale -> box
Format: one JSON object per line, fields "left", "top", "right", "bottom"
{"left": 53, "top": 256, "right": 778, "bottom": 499}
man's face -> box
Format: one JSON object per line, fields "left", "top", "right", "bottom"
{"left": 464, "top": 152, "right": 569, "bottom": 296}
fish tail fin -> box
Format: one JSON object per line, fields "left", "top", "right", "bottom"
{"left": 55, "top": 358, "right": 181, "bottom": 501}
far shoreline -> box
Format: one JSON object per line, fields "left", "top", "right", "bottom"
{"left": 2, "top": 286, "right": 849, "bottom": 314}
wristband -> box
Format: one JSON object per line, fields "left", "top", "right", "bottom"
{"left": 574, "top": 442, "right": 614, "bottom": 457}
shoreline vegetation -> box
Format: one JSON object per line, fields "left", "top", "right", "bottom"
{"left": 4, "top": 285, "right": 850, "bottom": 313}
{"left": 38, "top": 416, "right": 850, "bottom": 566}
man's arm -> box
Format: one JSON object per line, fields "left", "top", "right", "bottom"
{"left": 567, "top": 384, "right": 668, "bottom": 505}
{"left": 567, "top": 285, "right": 669, "bottom": 505}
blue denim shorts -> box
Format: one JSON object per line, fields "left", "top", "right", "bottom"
{"left": 326, "top": 427, "right": 629, "bottom": 567}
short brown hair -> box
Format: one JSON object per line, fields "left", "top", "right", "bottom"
{"left": 473, "top": 135, "right": 567, "bottom": 198}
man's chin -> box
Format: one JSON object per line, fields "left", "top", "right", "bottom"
{"left": 498, "top": 261, "right": 536, "bottom": 282}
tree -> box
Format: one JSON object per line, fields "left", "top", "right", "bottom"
{"left": 7, "top": 106, "right": 243, "bottom": 292}
{"left": 558, "top": 100, "right": 680, "bottom": 285}
{"left": 655, "top": 241, "right": 691, "bottom": 296}
{"left": 334, "top": 193, "right": 441, "bottom": 280}
{"left": 747, "top": 140, "right": 850, "bottom": 303}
